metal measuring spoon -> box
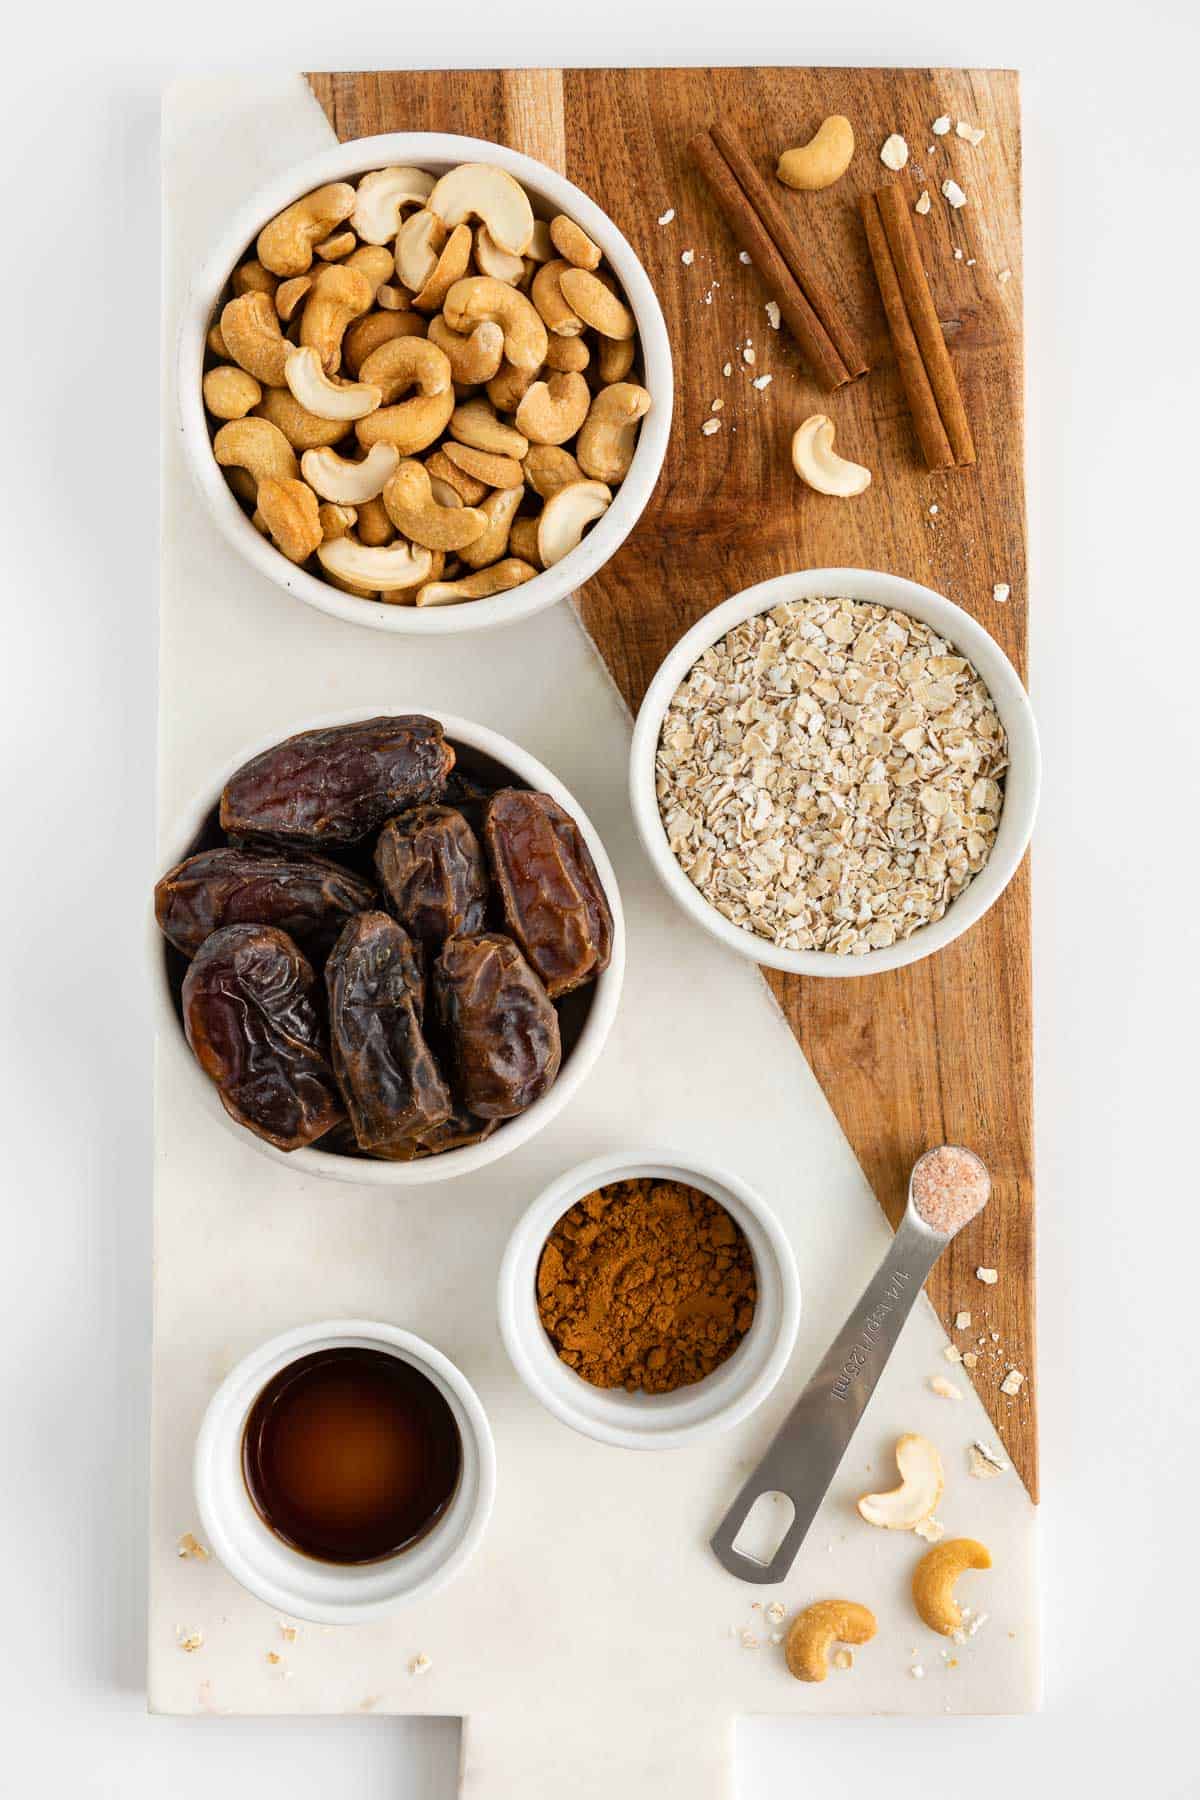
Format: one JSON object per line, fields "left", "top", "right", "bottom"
{"left": 710, "top": 1145, "right": 991, "bottom": 1585}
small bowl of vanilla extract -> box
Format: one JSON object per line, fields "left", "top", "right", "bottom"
{"left": 195, "top": 1321, "right": 496, "bottom": 1623}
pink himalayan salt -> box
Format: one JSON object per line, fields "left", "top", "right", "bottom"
{"left": 910, "top": 1145, "right": 991, "bottom": 1234}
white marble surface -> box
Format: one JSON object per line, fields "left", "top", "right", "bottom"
{"left": 1, "top": 5, "right": 1196, "bottom": 1799}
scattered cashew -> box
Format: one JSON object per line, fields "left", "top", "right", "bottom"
{"left": 254, "top": 387, "right": 352, "bottom": 451}
{"left": 515, "top": 372, "right": 591, "bottom": 447}
{"left": 425, "top": 449, "right": 488, "bottom": 505}
{"left": 449, "top": 397, "right": 528, "bottom": 460}
{"left": 912, "top": 1538, "right": 992, "bottom": 1637}
{"left": 220, "top": 291, "right": 290, "bottom": 388}
{"left": 203, "top": 365, "right": 262, "bottom": 421}
{"left": 414, "top": 557, "right": 537, "bottom": 609}
{"left": 300, "top": 441, "right": 399, "bottom": 505}
{"left": 545, "top": 335, "right": 590, "bottom": 374}
{"left": 429, "top": 476, "right": 464, "bottom": 509}
{"left": 351, "top": 165, "right": 436, "bottom": 243}
{"left": 559, "top": 267, "right": 635, "bottom": 339}
{"left": 377, "top": 283, "right": 414, "bottom": 311}
{"left": 508, "top": 514, "right": 542, "bottom": 568}
{"left": 381, "top": 459, "right": 489, "bottom": 552}
{"left": 475, "top": 225, "right": 526, "bottom": 284}
{"left": 395, "top": 209, "right": 447, "bottom": 294}
{"left": 857, "top": 1435, "right": 944, "bottom": 1531}
{"left": 318, "top": 502, "right": 357, "bottom": 541}
{"left": 523, "top": 443, "right": 584, "bottom": 500}
{"left": 427, "top": 163, "right": 534, "bottom": 255}
{"left": 412, "top": 223, "right": 473, "bottom": 313}
{"left": 486, "top": 358, "right": 538, "bottom": 414}
{"left": 459, "top": 484, "right": 524, "bottom": 569}
{"left": 355, "top": 337, "right": 455, "bottom": 455}
{"left": 314, "top": 229, "right": 357, "bottom": 262}
{"left": 549, "top": 214, "right": 601, "bottom": 271}
{"left": 441, "top": 440, "right": 523, "bottom": 490}
{"left": 284, "top": 346, "right": 382, "bottom": 421}
{"left": 443, "top": 276, "right": 548, "bottom": 372}
{"left": 576, "top": 382, "right": 652, "bottom": 483}
{"left": 255, "top": 477, "right": 322, "bottom": 564}
{"left": 232, "top": 259, "right": 277, "bottom": 298}
{"left": 257, "top": 182, "right": 357, "bottom": 278}
{"left": 355, "top": 495, "right": 395, "bottom": 546}
{"left": 316, "top": 535, "right": 434, "bottom": 593}
{"left": 213, "top": 417, "right": 298, "bottom": 490}
{"left": 531, "top": 258, "right": 587, "bottom": 337}
{"left": 596, "top": 333, "right": 636, "bottom": 384}
{"left": 274, "top": 275, "right": 315, "bottom": 323}
{"left": 343, "top": 244, "right": 397, "bottom": 299}
{"left": 207, "top": 321, "right": 229, "bottom": 360}
{"left": 299, "top": 264, "right": 374, "bottom": 373}
{"left": 791, "top": 414, "right": 872, "bottom": 497}
{"left": 343, "top": 310, "right": 426, "bottom": 377}
{"left": 526, "top": 219, "right": 554, "bottom": 263}
{"left": 777, "top": 116, "right": 856, "bottom": 191}
{"left": 537, "top": 479, "right": 612, "bottom": 566}
{"left": 428, "top": 314, "right": 506, "bottom": 385}
{"left": 784, "top": 1601, "right": 877, "bottom": 1683}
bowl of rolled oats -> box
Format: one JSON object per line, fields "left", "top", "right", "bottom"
{"left": 630, "top": 569, "right": 1039, "bottom": 975}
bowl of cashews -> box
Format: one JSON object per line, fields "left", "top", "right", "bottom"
{"left": 181, "top": 133, "right": 673, "bottom": 635}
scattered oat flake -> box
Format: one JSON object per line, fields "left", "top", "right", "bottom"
{"left": 177, "top": 1533, "right": 209, "bottom": 1560}
{"left": 910, "top": 1663, "right": 926, "bottom": 1679}
{"left": 740, "top": 1629, "right": 760, "bottom": 1649}
{"left": 966, "top": 258, "right": 976, "bottom": 267}
{"left": 739, "top": 250, "right": 752, "bottom": 264}
{"left": 914, "top": 1515, "right": 945, "bottom": 1543}
{"left": 956, "top": 121, "right": 986, "bottom": 146}
{"left": 915, "top": 190, "right": 932, "bottom": 215}
{"left": 929, "top": 503, "right": 939, "bottom": 515}
{"left": 955, "top": 1311, "right": 971, "bottom": 1329}
{"left": 765, "top": 300, "right": 781, "bottom": 330}
{"left": 932, "top": 116, "right": 952, "bottom": 135}
{"left": 280, "top": 1625, "right": 297, "bottom": 1642}
{"left": 944, "top": 1344, "right": 963, "bottom": 1364}
{"left": 1000, "top": 1369, "right": 1025, "bottom": 1396}
{"left": 266, "top": 1651, "right": 281, "bottom": 1665}
{"left": 969, "top": 1441, "right": 1008, "bottom": 1479}
{"left": 178, "top": 1630, "right": 204, "bottom": 1654}
{"left": 766, "top": 1601, "right": 786, "bottom": 1623}
{"left": 832, "top": 1649, "right": 854, "bottom": 1671}
{"left": 953, "top": 248, "right": 963, "bottom": 260}
{"left": 998, "top": 268, "right": 1012, "bottom": 283}
{"left": 930, "top": 1376, "right": 962, "bottom": 1400}
{"left": 992, "top": 583, "right": 1010, "bottom": 604}
{"left": 409, "top": 1653, "right": 432, "bottom": 1676}
{"left": 711, "top": 397, "right": 724, "bottom": 412}
{"left": 769, "top": 1631, "right": 784, "bottom": 1645}
{"left": 658, "top": 208, "right": 675, "bottom": 225}
{"left": 701, "top": 418, "right": 722, "bottom": 436}
{"left": 880, "top": 134, "right": 909, "bottom": 170}
{"left": 752, "top": 374, "right": 773, "bottom": 390}
{"left": 681, "top": 248, "right": 695, "bottom": 265}
{"left": 743, "top": 345, "right": 756, "bottom": 365}
{"left": 962, "top": 1352, "right": 978, "bottom": 1369}
{"left": 942, "top": 179, "right": 968, "bottom": 209}
{"left": 976, "top": 1267, "right": 998, "bottom": 1285}
{"left": 722, "top": 361, "right": 733, "bottom": 376}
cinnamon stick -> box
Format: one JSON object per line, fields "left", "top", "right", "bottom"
{"left": 710, "top": 119, "right": 868, "bottom": 380}
{"left": 688, "top": 129, "right": 854, "bottom": 393}
{"left": 859, "top": 192, "right": 954, "bottom": 470}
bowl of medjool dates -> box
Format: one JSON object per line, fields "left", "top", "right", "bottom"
{"left": 152, "top": 711, "right": 623, "bottom": 1183}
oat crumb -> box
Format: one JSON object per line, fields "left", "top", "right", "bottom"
{"left": 177, "top": 1533, "right": 209, "bottom": 1561}
{"left": 962, "top": 1351, "right": 978, "bottom": 1369}
{"left": 944, "top": 1344, "right": 963, "bottom": 1364}
{"left": 711, "top": 397, "right": 724, "bottom": 412}
{"left": 766, "top": 1601, "right": 786, "bottom": 1623}
{"left": 915, "top": 190, "right": 932, "bottom": 215}
{"left": 930, "top": 1376, "right": 962, "bottom": 1400}
{"left": 1000, "top": 1369, "right": 1025, "bottom": 1396}
{"left": 976, "top": 1267, "right": 998, "bottom": 1285}
{"left": 832, "top": 1648, "right": 854, "bottom": 1671}
{"left": 769, "top": 1631, "right": 784, "bottom": 1645}
{"left": 266, "top": 1651, "right": 281, "bottom": 1665}
{"left": 998, "top": 268, "right": 1012, "bottom": 284}
{"left": 914, "top": 1515, "right": 945, "bottom": 1543}
{"left": 752, "top": 374, "right": 773, "bottom": 390}
{"left": 956, "top": 121, "right": 986, "bottom": 146}
{"left": 942, "top": 179, "right": 968, "bottom": 209}
{"left": 740, "top": 1629, "right": 760, "bottom": 1649}
{"left": 658, "top": 208, "right": 675, "bottom": 226}
{"left": 742, "top": 345, "right": 756, "bottom": 365}
{"left": 910, "top": 1663, "right": 926, "bottom": 1679}
{"left": 969, "top": 1441, "right": 1008, "bottom": 1479}
{"left": 409, "top": 1653, "right": 432, "bottom": 1676}
{"left": 765, "top": 300, "right": 781, "bottom": 330}
{"left": 881, "top": 134, "right": 910, "bottom": 171}
{"left": 739, "top": 250, "right": 752, "bottom": 265}
{"left": 932, "top": 116, "right": 952, "bottom": 136}
{"left": 701, "top": 418, "right": 722, "bottom": 436}
{"left": 681, "top": 248, "right": 695, "bottom": 266}
{"left": 992, "top": 583, "right": 1010, "bottom": 604}
{"left": 722, "top": 361, "right": 733, "bottom": 377}
{"left": 178, "top": 1630, "right": 204, "bottom": 1654}
{"left": 955, "top": 1311, "right": 972, "bottom": 1329}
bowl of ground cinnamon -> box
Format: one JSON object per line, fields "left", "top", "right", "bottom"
{"left": 498, "top": 1153, "right": 801, "bottom": 1448}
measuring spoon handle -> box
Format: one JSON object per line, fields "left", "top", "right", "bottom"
{"left": 711, "top": 1213, "right": 942, "bottom": 1584}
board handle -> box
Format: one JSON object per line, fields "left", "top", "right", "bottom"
{"left": 460, "top": 1708, "right": 731, "bottom": 1799}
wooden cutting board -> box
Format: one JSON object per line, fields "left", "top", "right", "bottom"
{"left": 308, "top": 65, "right": 1035, "bottom": 1497}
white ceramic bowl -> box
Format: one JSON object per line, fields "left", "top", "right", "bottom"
{"left": 629, "top": 567, "right": 1041, "bottom": 978}
{"left": 498, "top": 1152, "right": 801, "bottom": 1450}
{"left": 194, "top": 1320, "right": 495, "bottom": 1623}
{"left": 152, "top": 706, "right": 625, "bottom": 1185}
{"left": 180, "top": 132, "right": 673, "bottom": 636}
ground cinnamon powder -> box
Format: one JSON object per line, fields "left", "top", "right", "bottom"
{"left": 536, "top": 1178, "right": 757, "bottom": 1394}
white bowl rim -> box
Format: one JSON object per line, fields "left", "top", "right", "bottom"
{"left": 179, "top": 130, "right": 673, "bottom": 637}
{"left": 629, "top": 566, "right": 1041, "bottom": 978}
{"left": 151, "top": 704, "right": 625, "bottom": 1185}
{"left": 497, "top": 1149, "right": 802, "bottom": 1450}
{"left": 193, "top": 1319, "right": 496, "bottom": 1623}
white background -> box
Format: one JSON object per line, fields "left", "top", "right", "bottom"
{"left": 1, "top": 2, "right": 1196, "bottom": 1795}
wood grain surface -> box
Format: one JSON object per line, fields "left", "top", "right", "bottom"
{"left": 307, "top": 66, "right": 1035, "bottom": 1498}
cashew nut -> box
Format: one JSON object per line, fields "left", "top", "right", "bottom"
{"left": 784, "top": 1601, "right": 877, "bottom": 1683}
{"left": 381, "top": 459, "right": 489, "bottom": 552}
{"left": 299, "top": 264, "right": 374, "bottom": 373}
{"left": 440, "top": 440, "right": 523, "bottom": 491}
{"left": 284, "top": 346, "right": 382, "bottom": 422}
{"left": 791, "top": 414, "right": 872, "bottom": 497}
{"left": 255, "top": 476, "right": 322, "bottom": 564}
{"left": 300, "top": 441, "right": 400, "bottom": 505}
{"left": 274, "top": 275, "right": 315, "bottom": 323}
{"left": 545, "top": 334, "right": 590, "bottom": 374}
{"left": 232, "top": 259, "right": 277, "bottom": 298}
{"left": 203, "top": 365, "right": 262, "bottom": 421}
{"left": 314, "top": 229, "right": 357, "bottom": 262}
{"left": 509, "top": 514, "right": 543, "bottom": 568}
{"left": 443, "top": 276, "right": 548, "bottom": 372}
{"left": 343, "top": 244, "right": 397, "bottom": 299}
{"left": 531, "top": 259, "right": 586, "bottom": 337}
{"left": 857, "top": 1434, "right": 944, "bottom": 1531}
{"left": 912, "top": 1538, "right": 992, "bottom": 1637}
{"left": 549, "top": 214, "right": 601, "bottom": 271}
{"left": 207, "top": 321, "right": 229, "bottom": 360}
{"left": 316, "top": 534, "right": 434, "bottom": 593}
{"left": 596, "top": 333, "right": 636, "bottom": 384}
{"left": 412, "top": 223, "right": 473, "bottom": 314}
{"left": 355, "top": 337, "right": 455, "bottom": 455}
{"left": 475, "top": 225, "right": 526, "bottom": 284}
{"left": 351, "top": 165, "right": 436, "bottom": 243}
{"left": 575, "top": 382, "right": 651, "bottom": 483}
{"left": 425, "top": 449, "right": 488, "bottom": 505}
{"left": 526, "top": 219, "right": 554, "bottom": 263}
{"left": 559, "top": 267, "right": 635, "bottom": 340}
{"left": 428, "top": 314, "right": 506, "bottom": 385}
{"left": 414, "top": 557, "right": 537, "bottom": 609}
{"left": 355, "top": 495, "right": 394, "bottom": 546}
{"left": 449, "top": 397, "right": 528, "bottom": 460}
{"left": 257, "top": 182, "right": 357, "bottom": 278}
{"left": 459, "top": 484, "right": 524, "bottom": 569}
{"left": 523, "top": 443, "right": 584, "bottom": 500}
{"left": 777, "top": 116, "right": 856, "bottom": 192}
{"left": 537, "top": 479, "right": 611, "bottom": 566}
{"left": 428, "top": 476, "right": 463, "bottom": 509}
{"left": 344, "top": 309, "right": 426, "bottom": 378}
{"left": 220, "top": 291, "right": 290, "bottom": 388}
{"left": 395, "top": 209, "right": 447, "bottom": 294}
{"left": 254, "top": 387, "right": 353, "bottom": 451}
{"left": 377, "top": 283, "right": 414, "bottom": 311}
{"left": 515, "top": 372, "right": 591, "bottom": 447}
{"left": 486, "top": 358, "right": 539, "bottom": 414}
{"left": 213, "top": 417, "right": 298, "bottom": 490}
{"left": 427, "top": 163, "right": 534, "bottom": 256}
{"left": 318, "top": 502, "right": 357, "bottom": 541}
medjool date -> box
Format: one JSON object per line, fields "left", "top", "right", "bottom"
{"left": 182, "top": 924, "right": 344, "bottom": 1151}
{"left": 432, "top": 933, "right": 561, "bottom": 1120}
{"left": 326, "top": 912, "right": 451, "bottom": 1154}
{"left": 220, "top": 716, "right": 454, "bottom": 846}
{"left": 375, "top": 805, "right": 489, "bottom": 948}
{"left": 155, "top": 846, "right": 377, "bottom": 960}
{"left": 483, "top": 789, "right": 613, "bottom": 998}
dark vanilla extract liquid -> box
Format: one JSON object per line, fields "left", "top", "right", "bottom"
{"left": 242, "top": 1347, "right": 462, "bottom": 1564}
